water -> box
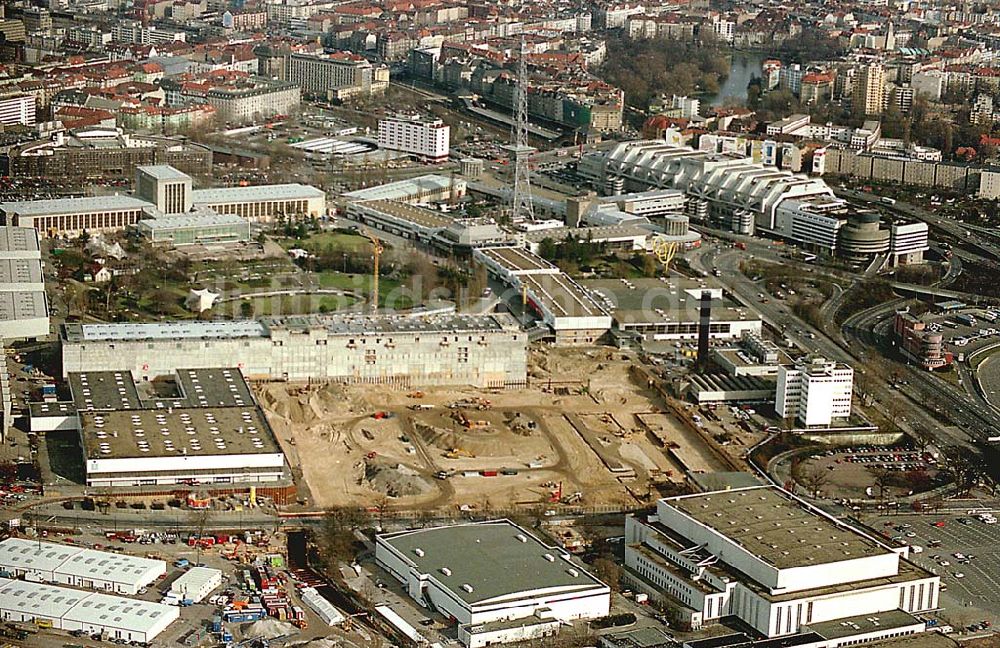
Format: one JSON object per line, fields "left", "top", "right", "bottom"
{"left": 707, "top": 51, "right": 768, "bottom": 107}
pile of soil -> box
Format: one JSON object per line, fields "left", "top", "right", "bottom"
{"left": 364, "top": 462, "right": 433, "bottom": 498}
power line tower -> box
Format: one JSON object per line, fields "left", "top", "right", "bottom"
{"left": 502, "top": 36, "right": 535, "bottom": 223}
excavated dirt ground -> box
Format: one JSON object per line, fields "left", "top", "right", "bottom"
{"left": 257, "top": 347, "right": 716, "bottom": 511}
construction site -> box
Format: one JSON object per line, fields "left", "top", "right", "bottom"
{"left": 256, "top": 346, "right": 748, "bottom": 512}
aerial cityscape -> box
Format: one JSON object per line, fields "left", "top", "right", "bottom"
{"left": 0, "top": 1, "right": 997, "bottom": 648}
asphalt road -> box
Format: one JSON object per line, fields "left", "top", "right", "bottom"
{"left": 689, "top": 241, "right": 978, "bottom": 451}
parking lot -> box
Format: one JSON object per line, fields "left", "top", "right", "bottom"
{"left": 881, "top": 512, "right": 1000, "bottom": 630}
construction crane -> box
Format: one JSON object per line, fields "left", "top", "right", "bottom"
{"left": 652, "top": 238, "right": 678, "bottom": 274}
{"left": 362, "top": 227, "right": 384, "bottom": 315}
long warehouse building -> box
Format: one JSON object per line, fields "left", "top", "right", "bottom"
{"left": 473, "top": 246, "right": 611, "bottom": 345}
{"left": 29, "top": 368, "right": 289, "bottom": 488}
{"left": 0, "top": 577, "right": 178, "bottom": 642}
{"left": 0, "top": 538, "right": 165, "bottom": 595}
{"left": 61, "top": 314, "right": 527, "bottom": 388}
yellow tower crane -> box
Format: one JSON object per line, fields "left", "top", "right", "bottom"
{"left": 652, "top": 237, "right": 679, "bottom": 273}
{"left": 362, "top": 227, "right": 384, "bottom": 315}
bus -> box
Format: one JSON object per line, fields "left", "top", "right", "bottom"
{"left": 956, "top": 314, "right": 977, "bottom": 327}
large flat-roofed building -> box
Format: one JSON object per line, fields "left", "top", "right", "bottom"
{"left": 62, "top": 314, "right": 527, "bottom": 388}
{"left": 0, "top": 577, "right": 178, "bottom": 642}
{"left": 30, "top": 367, "right": 289, "bottom": 487}
{"left": 0, "top": 128, "right": 211, "bottom": 180}
{"left": 473, "top": 246, "right": 612, "bottom": 345}
{"left": 583, "top": 278, "right": 762, "bottom": 344}
{"left": 191, "top": 183, "right": 326, "bottom": 221}
{"left": 285, "top": 51, "right": 389, "bottom": 101}
{"left": 1, "top": 165, "right": 326, "bottom": 237}
{"left": 0, "top": 225, "right": 47, "bottom": 338}
{"left": 0, "top": 196, "right": 150, "bottom": 237}
{"left": 0, "top": 538, "right": 165, "bottom": 595}
{"left": 342, "top": 174, "right": 466, "bottom": 204}
{"left": 136, "top": 212, "right": 251, "bottom": 246}
{"left": 376, "top": 520, "right": 610, "bottom": 647}
{"left": 625, "top": 487, "right": 939, "bottom": 639}
{"left": 346, "top": 200, "right": 507, "bottom": 252}
{"left": 72, "top": 368, "right": 284, "bottom": 487}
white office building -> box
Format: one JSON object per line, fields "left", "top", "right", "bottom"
{"left": 889, "top": 222, "right": 929, "bottom": 266}
{"left": 0, "top": 95, "right": 36, "bottom": 127}
{"left": 376, "top": 520, "right": 610, "bottom": 647}
{"left": 625, "top": 487, "right": 939, "bottom": 640}
{"left": 776, "top": 355, "right": 853, "bottom": 427}
{"left": 0, "top": 538, "right": 165, "bottom": 595}
{"left": 377, "top": 115, "right": 450, "bottom": 163}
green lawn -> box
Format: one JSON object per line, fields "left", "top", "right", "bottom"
{"left": 284, "top": 231, "right": 370, "bottom": 253}
{"left": 239, "top": 293, "right": 360, "bottom": 317}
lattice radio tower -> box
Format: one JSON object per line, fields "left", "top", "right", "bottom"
{"left": 503, "top": 36, "right": 536, "bottom": 223}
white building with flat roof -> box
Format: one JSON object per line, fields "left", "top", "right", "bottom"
{"left": 776, "top": 356, "right": 853, "bottom": 427}
{"left": 378, "top": 114, "right": 450, "bottom": 163}
{"left": 376, "top": 520, "right": 610, "bottom": 647}
{"left": 169, "top": 566, "right": 222, "bottom": 602}
{"left": 0, "top": 538, "right": 165, "bottom": 595}
{"left": 0, "top": 226, "right": 47, "bottom": 339}
{"left": 0, "top": 577, "right": 178, "bottom": 642}
{"left": 625, "top": 487, "right": 938, "bottom": 639}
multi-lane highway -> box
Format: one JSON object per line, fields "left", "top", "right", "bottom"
{"left": 689, "top": 238, "right": 984, "bottom": 451}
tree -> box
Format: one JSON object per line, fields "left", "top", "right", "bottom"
{"left": 793, "top": 458, "right": 829, "bottom": 498}
{"left": 239, "top": 300, "right": 254, "bottom": 319}
{"left": 592, "top": 557, "right": 622, "bottom": 591}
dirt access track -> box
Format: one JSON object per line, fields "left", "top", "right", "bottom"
{"left": 257, "top": 348, "right": 712, "bottom": 512}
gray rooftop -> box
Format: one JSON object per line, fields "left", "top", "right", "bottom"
{"left": 380, "top": 520, "right": 607, "bottom": 606}
{"left": 137, "top": 165, "right": 190, "bottom": 181}
{"left": 342, "top": 174, "right": 454, "bottom": 202}
{"left": 478, "top": 246, "right": 560, "bottom": 274}
{"left": 63, "top": 320, "right": 269, "bottom": 343}
{"left": 0, "top": 196, "right": 150, "bottom": 217}
{"left": 0, "top": 259, "right": 44, "bottom": 287}
{"left": 63, "top": 314, "right": 519, "bottom": 343}
{"left": 137, "top": 212, "right": 250, "bottom": 231}
{"left": 0, "top": 226, "right": 40, "bottom": 255}
{"left": 0, "top": 290, "right": 47, "bottom": 322}
{"left": 584, "top": 277, "right": 756, "bottom": 325}
{"left": 69, "top": 371, "right": 143, "bottom": 411}
{"left": 808, "top": 610, "right": 923, "bottom": 640}
{"left": 667, "top": 487, "right": 889, "bottom": 569}
{"left": 192, "top": 184, "right": 324, "bottom": 204}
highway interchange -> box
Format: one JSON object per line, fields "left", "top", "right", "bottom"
{"left": 688, "top": 216, "right": 998, "bottom": 454}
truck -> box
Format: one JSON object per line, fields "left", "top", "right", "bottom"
{"left": 881, "top": 197, "right": 897, "bottom": 205}
{"left": 956, "top": 314, "right": 977, "bottom": 327}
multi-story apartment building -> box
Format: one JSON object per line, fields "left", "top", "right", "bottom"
{"left": 162, "top": 76, "right": 300, "bottom": 124}
{"left": 377, "top": 114, "right": 450, "bottom": 163}
{"left": 284, "top": 51, "right": 388, "bottom": 101}
{"left": 853, "top": 64, "right": 885, "bottom": 117}
{"left": 776, "top": 355, "right": 853, "bottom": 427}
{"left": 0, "top": 95, "right": 35, "bottom": 127}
